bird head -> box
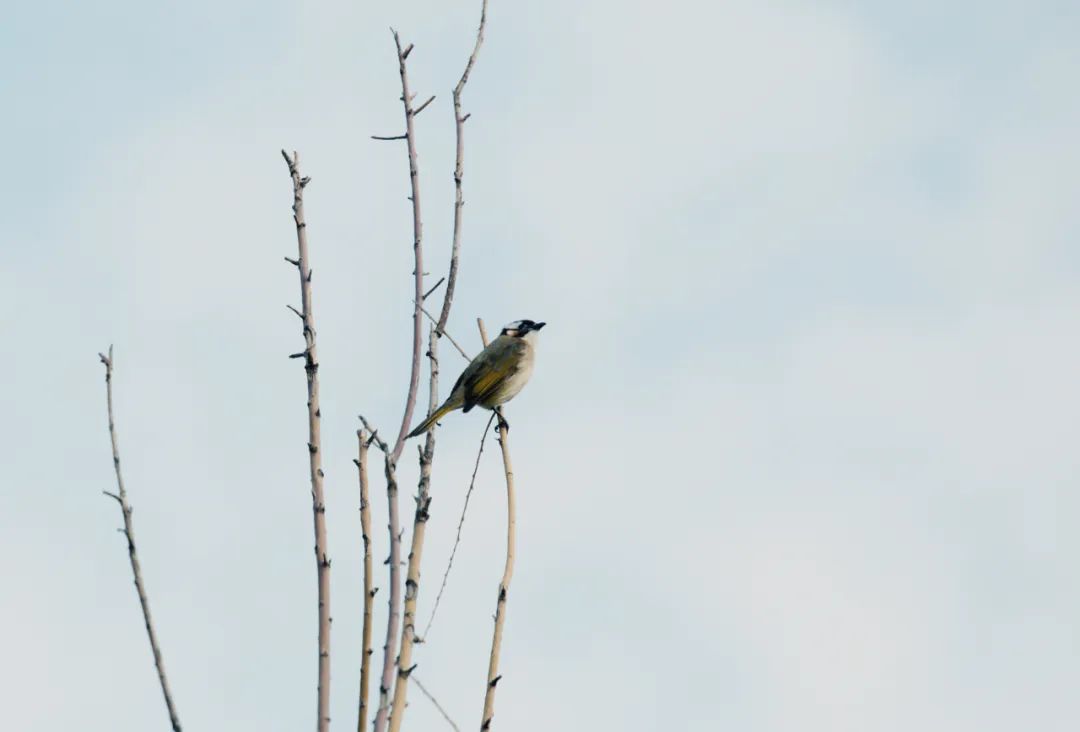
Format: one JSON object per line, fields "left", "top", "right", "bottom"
{"left": 501, "top": 319, "right": 546, "bottom": 342}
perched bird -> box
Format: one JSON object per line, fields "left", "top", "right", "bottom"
{"left": 406, "top": 319, "right": 546, "bottom": 438}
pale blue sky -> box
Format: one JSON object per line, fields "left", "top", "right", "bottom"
{"left": 2, "top": 1, "right": 1078, "bottom": 730}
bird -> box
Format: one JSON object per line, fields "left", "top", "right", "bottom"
{"left": 406, "top": 319, "right": 545, "bottom": 438}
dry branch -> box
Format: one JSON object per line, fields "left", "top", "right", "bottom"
{"left": 374, "top": 32, "right": 428, "bottom": 732}
{"left": 418, "top": 301, "right": 470, "bottom": 361}
{"left": 476, "top": 318, "right": 516, "bottom": 731}
{"left": 388, "top": 327, "right": 441, "bottom": 731}
{"left": 388, "top": 28, "right": 428, "bottom": 466}
{"left": 281, "top": 149, "right": 332, "bottom": 732}
{"left": 438, "top": 0, "right": 489, "bottom": 338}
{"left": 374, "top": 445, "right": 402, "bottom": 732}
{"left": 98, "top": 346, "right": 183, "bottom": 732}
{"left": 356, "top": 429, "right": 376, "bottom": 732}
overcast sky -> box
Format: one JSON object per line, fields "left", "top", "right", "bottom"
{"left": 3, "top": 1, "right": 1079, "bottom": 730}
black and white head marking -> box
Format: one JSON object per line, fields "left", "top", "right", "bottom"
{"left": 500, "top": 319, "right": 547, "bottom": 337}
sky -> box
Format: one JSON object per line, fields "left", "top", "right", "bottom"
{"left": 2, "top": 0, "right": 1079, "bottom": 729}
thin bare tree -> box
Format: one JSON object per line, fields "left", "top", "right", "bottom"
{"left": 98, "top": 346, "right": 183, "bottom": 732}
{"left": 281, "top": 150, "right": 332, "bottom": 732}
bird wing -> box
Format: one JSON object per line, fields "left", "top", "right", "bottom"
{"left": 459, "top": 338, "right": 524, "bottom": 412}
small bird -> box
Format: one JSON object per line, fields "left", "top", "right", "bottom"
{"left": 406, "top": 319, "right": 546, "bottom": 438}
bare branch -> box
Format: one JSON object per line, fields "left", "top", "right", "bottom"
{"left": 389, "top": 327, "right": 441, "bottom": 731}
{"left": 413, "top": 95, "right": 436, "bottom": 117}
{"left": 388, "top": 28, "right": 427, "bottom": 467}
{"left": 454, "top": 0, "right": 489, "bottom": 102}
{"left": 359, "top": 415, "right": 390, "bottom": 454}
{"left": 374, "top": 27, "right": 428, "bottom": 732}
{"left": 413, "top": 675, "right": 462, "bottom": 732}
{"left": 422, "top": 276, "right": 446, "bottom": 301}
{"left": 416, "top": 300, "right": 471, "bottom": 361}
{"left": 374, "top": 451, "right": 402, "bottom": 732}
{"left": 435, "top": 0, "right": 490, "bottom": 345}
{"left": 282, "top": 149, "right": 332, "bottom": 732}
{"left": 423, "top": 411, "right": 496, "bottom": 639}
{"left": 477, "top": 318, "right": 516, "bottom": 731}
{"left": 372, "top": 134, "right": 409, "bottom": 141}
{"left": 357, "top": 429, "right": 375, "bottom": 732}
{"left": 98, "top": 346, "right": 183, "bottom": 732}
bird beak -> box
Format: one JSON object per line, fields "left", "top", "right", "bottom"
{"left": 534, "top": 322, "right": 546, "bottom": 330}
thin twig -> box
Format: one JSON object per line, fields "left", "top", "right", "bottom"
{"left": 98, "top": 346, "right": 183, "bottom": 732}
{"left": 359, "top": 416, "right": 389, "bottom": 453}
{"left": 281, "top": 149, "right": 332, "bottom": 732}
{"left": 422, "top": 276, "right": 446, "bottom": 301}
{"left": 372, "top": 134, "right": 409, "bottom": 141}
{"left": 423, "top": 411, "right": 496, "bottom": 639}
{"left": 477, "top": 318, "right": 516, "bottom": 731}
{"left": 416, "top": 300, "right": 471, "bottom": 361}
{"left": 413, "top": 95, "right": 436, "bottom": 117}
{"left": 413, "top": 675, "right": 462, "bottom": 732}
{"left": 356, "top": 429, "right": 375, "bottom": 732}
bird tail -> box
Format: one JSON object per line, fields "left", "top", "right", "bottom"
{"left": 406, "top": 401, "right": 458, "bottom": 439}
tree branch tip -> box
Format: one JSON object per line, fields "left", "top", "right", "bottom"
{"left": 413, "top": 95, "right": 436, "bottom": 116}
{"left": 421, "top": 275, "right": 446, "bottom": 301}
{"left": 489, "top": 675, "right": 502, "bottom": 688}
{"left": 461, "top": 112, "right": 472, "bottom": 123}
{"left": 289, "top": 352, "right": 306, "bottom": 359}
{"left": 402, "top": 43, "right": 415, "bottom": 59}
{"left": 371, "top": 134, "right": 408, "bottom": 141}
